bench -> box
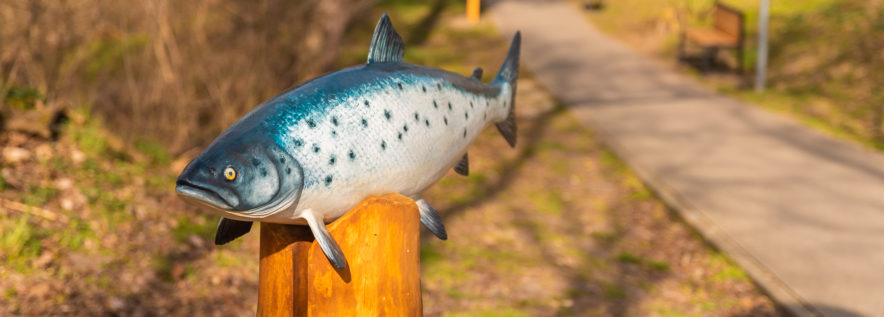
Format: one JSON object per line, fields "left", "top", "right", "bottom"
{"left": 678, "top": 2, "right": 745, "bottom": 74}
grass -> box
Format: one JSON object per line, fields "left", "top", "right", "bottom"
{"left": 582, "top": 0, "right": 884, "bottom": 150}
{"left": 443, "top": 309, "right": 531, "bottom": 317}
{"left": 0, "top": 215, "right": 48, "bottom": 271}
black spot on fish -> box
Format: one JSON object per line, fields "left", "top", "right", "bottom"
{"left": 279, "top": 157, "right": 286, "bottom": 164}
{"left": 465, "top": 112, "right": 469, "bottom": 120}
{"left": 251, "top": 158, "right": 261, "bottom": 166}
{"left": 331, "top": 130, "right": 337, "bottom": 137}
{"left": 398, "top": 132, "right": 403, "bottom": 140}
{"left": 361, "top": 118, "right": 368, "bottom": 127}
{"left": 414, "top": 112, "right": 419, "bottom": 121}
{"left": 313, "top": 144, "right": 320, "bottom": 153}
{"left": 397, "top": 83, "right": 403, "bottom": 90}
{"left": 294, "top": 139, "right": 304, "bottom": 147}
{"left": 384, "top": 110, "right": 392, "bottom": 120}
{"left": 422, "top": 86, "right": 427, "bottom": 92}
{"left": 348, "top": 150, "right": 356, "bottom": 160}
{"left": 444, "top": 116, "right": 448, "bottom": 125}
{"left": 208, "top": 168, "right": 216, "bottom": 176}
{"left": 325, "top": 175, "right": 333, "bottom": 186}
{"left": 329, "top": 155, "right": 336, "bottom": 166}
{"left": 425, "top": 119, "right": 430, "bottom": 127}
{"left": 433, "top": 100, "right": 438, "bottom": 109}
{"left": 261, "top": 168, "right": 268, "bottom": 177}
{"left": 463, "top": 129, "right": 467, "bottom": 138}
{"left": 285, "top": 167, "right": 291, "bottom": 175}
{"left": 381, "top": 140, "right": 387, "bottom": 150}
{"left": 436, "top": 83, "right": 441, "bottom": 90}
{"left": 403, "top": 124, "right": 408, "bottom": 132}
{"left": 364, "top": 100, "right": 370, "bottom": 107}
{"left": 470, "top": 102, "right": 474, "bottom": 108}
{"left": 448, "top": 102, "right": 452, "bottom": 110}
{"left": 306, "top": 119, "right": 316, "bottom": 128}
{"left": 331, "top": 116, "right": 338, "bottom": 126}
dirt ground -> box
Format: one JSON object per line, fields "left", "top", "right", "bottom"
{"left": 0, "top": 3, "right": 778, "bottom": 316}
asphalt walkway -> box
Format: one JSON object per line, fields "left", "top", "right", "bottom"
{"left": 490, "top": 1, "right": 884, "bottom": 316}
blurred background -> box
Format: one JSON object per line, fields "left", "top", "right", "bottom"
{"left": 0, "top": 0, "right": 879, "bottom": 315}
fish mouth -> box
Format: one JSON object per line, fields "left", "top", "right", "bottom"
{"left": 175, "top": 180, "right": 234, "bottom": 210}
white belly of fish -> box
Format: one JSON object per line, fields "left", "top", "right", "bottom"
{"left": 266, "top": 80, "right": 512, "bottom": 224}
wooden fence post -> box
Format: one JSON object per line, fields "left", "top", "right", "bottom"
{"left": 257, "top": 193, "right": 422, "bottom": 316}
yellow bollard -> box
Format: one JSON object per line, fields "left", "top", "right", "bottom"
{"left": 467, "top": 0, "right": 481, "bottom": 25}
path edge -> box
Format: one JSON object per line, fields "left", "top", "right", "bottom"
{"left": 593, "top": 129, "right": 822, "bottom": 317}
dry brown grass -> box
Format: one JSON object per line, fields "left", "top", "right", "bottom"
{"left": 0, "top": 0, "right": 370, "bottom": 153}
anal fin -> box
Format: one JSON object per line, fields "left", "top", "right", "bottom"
{"left": 215, "top": 217, "right": 252, "bottom": 245}
{"left": 416, "top": 199, "right": 448, "bottom": 240}
{"left": 303, "top": 211, "right": 348, "bottom": 270}
{"left": 454, "top": 153, "right": 469, "bottom": 176}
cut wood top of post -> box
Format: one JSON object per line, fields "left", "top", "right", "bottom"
{"left": 258, "top": 193, "right": 423, "bottom": 316}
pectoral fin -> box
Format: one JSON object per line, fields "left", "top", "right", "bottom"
{"left": 214, "top": 217, "right": 252, "bottom": 245}
{"left": 416, "top": 198, "right": 448, "bottom": 240}
{"left": 303, "top": 211, "right": 348, "bottom": 270}
{"left": 454, "top": 153, "right": 469, "bottom": 176}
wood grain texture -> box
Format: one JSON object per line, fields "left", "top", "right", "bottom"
{"left": 258, "top": 223, "right": 312, "bottom": 317}
{"left": 257, "top": 193, "right": 422, "bottom": 316}
{"left": 308, "top": 194, "right": 422, "bottom": 316}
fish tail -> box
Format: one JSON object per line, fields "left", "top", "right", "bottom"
{"left": 493, "top": 31, "right": 520, "bottom": 147}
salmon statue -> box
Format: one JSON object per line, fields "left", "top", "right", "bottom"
{"left": 175, "top": 14, "right": 520, "bottom": 269}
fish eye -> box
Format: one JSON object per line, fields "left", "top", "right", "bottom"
{"left": 224, "top": 166, "right": 236, "bottom": 181}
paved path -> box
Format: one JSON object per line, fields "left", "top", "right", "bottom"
{"left": 491, "top": 2, "right": 884, "bottom": 316}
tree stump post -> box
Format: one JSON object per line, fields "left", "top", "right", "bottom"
{"left": 257, "top": 194, "right": 422, "bottom": 316}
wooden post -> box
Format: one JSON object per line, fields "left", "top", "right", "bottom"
{"left": 257, "top": 194, "right": 422, "bottom": 316}
{"left": 466, "top": 0, "right": 481, "bottom": 25}
{"left": 257, "top": 223, "right": 313, "bottom": 316}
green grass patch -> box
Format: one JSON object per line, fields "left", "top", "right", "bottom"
{"left": 527, "top": 191, "right": 565, "bottom": 215}
{"left": 646, "top": 260, "right": 671, "bottom": 272}
{"left": 614, "top": 252, "right": 642, "bottom": 264}
{"left": 2, "top": 85, "right": 43, "bottom": 110}
{"left": 22, "top": 185, "right": 59, "bottom": 206}
{"left": 443, "top": 309, "right": 531, "bottom": 317}
{"left": 420, "top": 241, "right": 445, "bottom": 267}
{"left": 708, "top": 252, "right": 750, "bottom": 282}
{"left": 0, "top": 215, "right": 50, "bottom": 272}
{"left": 172, "top": 215, "right": 216, "bottom": 243}
{"left": 134, "top": 137, "right": 171, "bottom": 166}
{"left": 57, "top": 218, "right": 94, "bottom": 251}
{"left": 601, "top": 281, "right": 626, "bottom": 299}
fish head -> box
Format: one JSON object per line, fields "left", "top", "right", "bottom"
{"left": 176, "top": 134, "right": 303, "bottom": 218}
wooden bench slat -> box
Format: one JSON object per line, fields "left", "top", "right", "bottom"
{"left": 685, "top": 28, "right": 739, "bottom": 47}
{"left": 714, "top": 4, "right": 742, "bottom": 37}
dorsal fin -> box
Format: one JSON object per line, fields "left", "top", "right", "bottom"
{"left": 367, "top": 14, "right": 405, "bottom": 64}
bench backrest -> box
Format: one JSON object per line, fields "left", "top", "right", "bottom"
{"left": 713, "top": 2, "right": 743, "bottom": 40}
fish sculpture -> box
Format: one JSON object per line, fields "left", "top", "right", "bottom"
{"left": 175, "top": 14, "right": 520, "bottom": 269}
